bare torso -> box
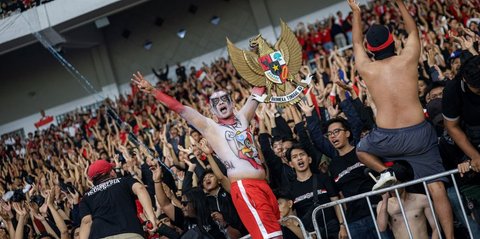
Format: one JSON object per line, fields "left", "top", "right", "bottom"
{"left": 386, "top": 193, "right": 430, "bottom": 239}
{"left": 202, "top": 113, "right": 266, "bottom": 182}
{"left": 362, "top": 56, "right": 424, "bottom": 129}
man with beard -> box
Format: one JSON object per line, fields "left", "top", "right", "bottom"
{"left": 132, "top": 72, "right": 282, "bottom": 239}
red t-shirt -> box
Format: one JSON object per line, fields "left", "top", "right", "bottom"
{"left": 84, "top": 118, "right": 97, "bottom": 137}
{"left": 320, "top": 29, "right": 332, "bottom": 43}
{"left": 311, "top": 32, "right": 322, "bottom": 45}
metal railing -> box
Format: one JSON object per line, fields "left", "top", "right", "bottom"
{"left": 312, "top": 169, "right": 477, "bottom": 239}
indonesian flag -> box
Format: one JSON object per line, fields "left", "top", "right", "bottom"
{"left": 196, "top": 70, "right": 207, "bottom": 81}
{"left": 34, "top": 116, "right": 54, "bottom": 128}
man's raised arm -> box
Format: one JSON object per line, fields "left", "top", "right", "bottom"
{"left": 347, "top": 0, "right": 371, "bottom": 69}
{"left": 132, "top": 72, "right": 209, "bottom": 133}
{"left": 395, "top": 0, "right": 420, "bottom": 59}
{"left": 238, "top": 86, "right": 265, "bottom": 122}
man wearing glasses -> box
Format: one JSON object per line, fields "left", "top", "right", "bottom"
{"left": 304, "top": 98, "right": 379, "bottom": 238}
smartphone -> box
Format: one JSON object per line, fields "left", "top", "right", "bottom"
{"left": 429, "top": 66, "right": 440, "bottom": 82}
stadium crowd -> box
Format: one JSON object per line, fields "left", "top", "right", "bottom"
{"left": 0, "top": 0, "right": 54, "bottom": 18}
{"left": 1, "top": 0, "right": 480, "bottom": 238}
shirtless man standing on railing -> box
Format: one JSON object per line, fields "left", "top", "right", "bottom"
{"left": 347, "top": 0, "right": 454, "bottom": 238}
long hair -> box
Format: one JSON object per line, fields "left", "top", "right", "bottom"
{"left": 183, "top": 188, "right": 213, "bottom": 235}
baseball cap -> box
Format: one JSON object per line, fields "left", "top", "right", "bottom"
{"left": 450, "top": 50, "right": 461, "bottom": 59}
{"left": 87, "top": 160, "right": 114, "bottom": 180}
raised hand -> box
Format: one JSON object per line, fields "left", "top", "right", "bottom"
{"left": 335, "top": 80, "right": 353, "bottom": 91}
{"left": 198, "top": 138, "right": 213, "bottom": 155}
{"left": 347, "top": 0, "right": 360, "bottom": 12}
{"left": 0, "top": 201, "right": 12, "bottom": 220}
{"left": 149, "top": 161, "right": 163, "bottom": 182}
{"left": 45, "top": 190, "right": 55, "bottom": 207}
{"left": 12, "top": 202, "right": 27, "bottom": 217}
{"left": 327, "top": 104, "right": 340, "bottom": 118}
{"left": 463, "top": 36, "right": 474, "bottom": 50}
{"left": 299, "top": 65, "right": 311, "bottom": 77}
{"left": 31, "top": 210, "right": 45, "bottom": 221}
{"left": 298, "top": 100, "right": 314, "bottom": 117}
{"left": 184, "top": 158, "right": 197, "bottom": 171}
{"left": 131, "top": 71, "right": 155, "bottom": 93}
{"left": 265, "top": 105, "right": 276, "bottom": 119}
{"left": 461, "top": 25, "right": 476, "bottom": 38}
{"left": 67, "top": 189, "right": 80, "bottom": 205}
{"left": 1, "top": 201, "right": 11, "bottom": 214}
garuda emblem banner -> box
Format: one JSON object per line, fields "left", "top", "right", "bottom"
{"left": 227, "top": 20, "right": 311, "bottom": 105}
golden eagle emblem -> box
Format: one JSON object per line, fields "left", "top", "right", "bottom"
{"left": 227, "top": 20, "right": 311, "bottom": 105}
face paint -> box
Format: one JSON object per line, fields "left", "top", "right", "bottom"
{"left": 210, "top": 91, "right": 233, "bottom": 118}
{"left": 210, "top": 93, "right": 232, "bottom": 108}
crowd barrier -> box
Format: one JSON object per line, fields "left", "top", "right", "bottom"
{"left": 311, "top": 169, "right": 477, "bottom": 239}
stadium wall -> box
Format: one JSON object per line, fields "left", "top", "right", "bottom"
{"left": 0, "top": 0, "right": 369, "bottom": 135}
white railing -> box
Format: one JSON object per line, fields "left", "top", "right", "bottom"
{"left": 312, "top": 169, "right": 477, "bottom": 239}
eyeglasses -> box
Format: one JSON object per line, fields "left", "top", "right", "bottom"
{"left": 181, "top": 200, "right": 191, "bottom": 206}
{"left": 210, "top": 94, "right": 231, "bottom": 107}
{"left": 325, "top": 128, "right": 346, "bottom": 137}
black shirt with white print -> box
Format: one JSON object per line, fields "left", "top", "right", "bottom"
{"left": 443, "top": 76, "right": 480, "bottom": 126}
{"left": 79, "top": 176, "right": 144, "bottom": 239}
{"left": 329, "top": 149, "right": 379, "bottom": 222}
{"left": 290, "top": 173, "right": 338, "bottom": 223}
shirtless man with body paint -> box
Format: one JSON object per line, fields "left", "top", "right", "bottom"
{"left": 132, "top": 72, "right": 284, "bottom": 239}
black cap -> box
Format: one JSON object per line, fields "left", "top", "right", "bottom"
{"left": 366, "top": 24, "right": 395, "bottom": 60}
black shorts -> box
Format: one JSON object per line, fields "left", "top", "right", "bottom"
{"left": 357, "top": 121, "right": 446, "bottom": 182}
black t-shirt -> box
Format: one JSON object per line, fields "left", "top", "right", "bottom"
{"left": 290, "top": 173, "right": 338, "bottom": 223}
{"left": 329, "top": 149, "right": 378, "bottom": 221}
{"left": 281, "top": 226, "right": 301, "bottom": 239}
{"left": 206, "top": 188, "right": 245, "bottom": 234}
{"left": 172, "top": 206, "right": 226, "bottom": 239}
{"left": 443, "top": 77, "right": 480, "bottom": 126}
{"left": 79, "top": 177, "right": 144, "bottom": 238}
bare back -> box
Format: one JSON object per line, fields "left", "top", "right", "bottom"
{"left": 361, "top": 55, "right": 424, "bottom": 129}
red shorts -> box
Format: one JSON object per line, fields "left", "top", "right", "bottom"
{"left": 231, "top": 179, "right": 282, "bottom": 239}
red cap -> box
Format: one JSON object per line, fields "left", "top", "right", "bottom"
{"left": 87, "top": 160, "right": 114, "bottom": 180}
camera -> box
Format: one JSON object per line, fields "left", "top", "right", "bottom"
{"left": 25, "top": 175, "right": 35, "bottom": 185}
{"left": 11, "top": 190, "right": 26, "bottom": 202}
{"left": 59, "top": 181, "right": 76, "bottom": 194}
{"left": 30, "top": 195, "right": 45, "bottom": 207}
